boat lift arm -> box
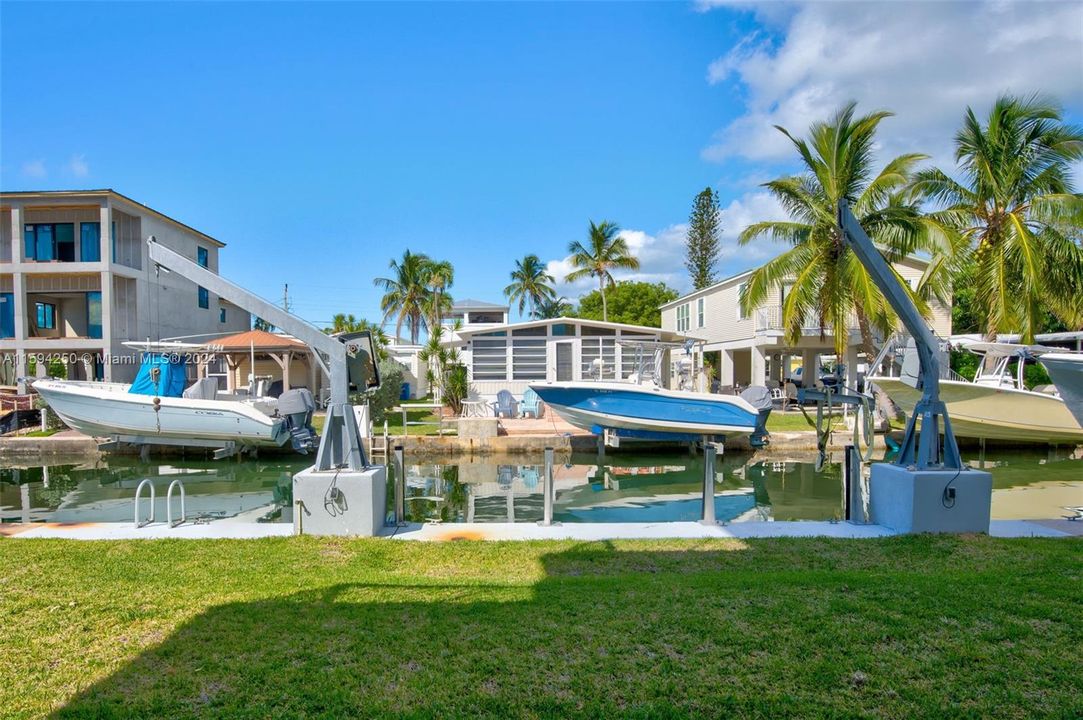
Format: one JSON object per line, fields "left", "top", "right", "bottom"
{"left": 836, "top": 201, "right": 961, "bottom": 470}
{"left": 146, "top": 237, "right": 351, "bottom": 405}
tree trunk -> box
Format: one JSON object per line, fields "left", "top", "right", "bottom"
{"left": 855, "top": 306, "right": 894, "bottom": 431}
{"left": 600, "top": 276, "right": 608, "bottom": 322}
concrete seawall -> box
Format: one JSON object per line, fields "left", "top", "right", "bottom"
{"left": 0, "top": 429, "right": 892, "bottom": 463}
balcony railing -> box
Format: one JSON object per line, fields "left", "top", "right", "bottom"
{"left": 753, "top": 306, "right": 860, "bottom": 335}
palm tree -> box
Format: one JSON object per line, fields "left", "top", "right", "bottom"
{"left": 532, "top": 296, "right": 572, "bottom": 320}
{"left": 373, "top": 250, "right": 432, "bottom": 344}
{"left": 911, "top": 94, "right": 1083, "bottom": 342}
{"left": 504, "top": 254, "right": 556, "bottom": 318}
{"left": 423, "top": 258, "right": 455, "bottom": 330}
{"left": 738, "top": 102, "right": 937, "bottom": 359}
{"left": 565, "top": 220, "right": 640, "bottom": 322}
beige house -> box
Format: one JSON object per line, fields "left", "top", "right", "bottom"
{"left": 660, "top": 256, "right": 952, "bottom": 389}
{"left": 1, "top": 189, "right": 250, "bottom": 389}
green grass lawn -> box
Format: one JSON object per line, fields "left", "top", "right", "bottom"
{"left": 2, "top": 536, "right": 1079, "bottom": 718}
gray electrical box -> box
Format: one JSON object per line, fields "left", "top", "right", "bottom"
{"left": 293, "top": 465, "right": 387, "bottom": 536}
{"left": 869, "top": 463, "right": 992, "bottom": 534}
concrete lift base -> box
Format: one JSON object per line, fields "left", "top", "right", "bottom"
{"left": 869, "top": 463, "right": 992, "bottom": 534}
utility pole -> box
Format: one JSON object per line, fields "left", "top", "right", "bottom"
{"left": 282, "top": 283, "right": 292, "bottom": 313}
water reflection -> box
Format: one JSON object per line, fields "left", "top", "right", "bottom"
{"left": 2, "top": 445, "right": 1079, "bottom": 525}
{"left": 0, "top": 458, "right": 307, "bottom": 525}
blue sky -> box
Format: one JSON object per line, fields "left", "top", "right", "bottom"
{"left": 3, "top": 1, "right": 1081, "bottom": 330}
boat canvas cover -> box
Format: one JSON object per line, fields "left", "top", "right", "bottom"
{"left": 128, "top": 353, "right": 188, "bottom": 398}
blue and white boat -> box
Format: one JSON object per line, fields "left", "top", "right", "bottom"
{"left": 529, "top": 381, "right": 772, "bottom": 444}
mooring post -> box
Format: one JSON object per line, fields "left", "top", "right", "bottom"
{"left": 393, "top": 444, "right": 406, "bottom": 524}
{"left": 539, "top": 446, "right": 559, "bottom": 526}
{"left": 700, "top": 443, "right": 718, "bottom": 525}
{"left": 844, "top": 444, "right": 865, "bottom": 523}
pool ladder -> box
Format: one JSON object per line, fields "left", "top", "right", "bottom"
{"left": 133, "top": 479, "right": 187, "bottom": 528}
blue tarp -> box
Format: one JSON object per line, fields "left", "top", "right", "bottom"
{"left": 128, "top": 353, "right": 188, "bottom": 398}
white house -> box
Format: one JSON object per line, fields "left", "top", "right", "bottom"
{"left": 660, "top": 257, "right": 952, "bottom": 389}
{"left": 452, "top": 316, "right": 695, "bottom": 400}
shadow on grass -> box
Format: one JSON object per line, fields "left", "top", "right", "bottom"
{"left": 53, "top": 541, "right": 1081, "bottom": 719}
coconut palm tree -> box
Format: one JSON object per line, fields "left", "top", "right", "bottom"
{"left": 565, "top": 220, "right": 640, "bottom": 322}
{"left": 373, "top": 250, "right": 433, "bottom": 345}
{"left": 504, "top": 254, "right": 556, "bottom": 318}
{"left": 911, "top": 94, "right": 1083, "bottom": 342}
{"left": 738, "top": 102, "right": 938, "bottom": 359}
{"left": 423, "top": 258, "right": 455, "bottom": 330}
{"left": 532, "top": 296, "right": 572, "bottom": 320}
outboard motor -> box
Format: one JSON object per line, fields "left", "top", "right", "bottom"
{"left": 739, "top": 385, "right": 774, "bottom": 448}
{"left": 277, "top": 388, "right": 318, "bottom": 454}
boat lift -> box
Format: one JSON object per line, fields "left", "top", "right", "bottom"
{"left": 146, "top": 237, "right": 378, "bottom": 468}
{"left": 827, "top": 202, "right": 990, "bottom": 533}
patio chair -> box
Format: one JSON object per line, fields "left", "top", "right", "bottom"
{"left": 492, "top": 389, "right": 518, "bottom": 418}
{"left": 519, "top": 388, "right": 543, "bottom": 418}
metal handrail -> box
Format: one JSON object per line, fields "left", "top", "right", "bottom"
{"left": 166, "top": 479, "right": 186, "bottom": 527}
{"left": 134, "top": 479, "right": 155, "bottom": 527}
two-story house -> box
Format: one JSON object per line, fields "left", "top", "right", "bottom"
{"left": 660, "top": 257, "right": 952, "bottom": 389}
{"left": 1, "top": 189, "right": 251, "bottom": 390}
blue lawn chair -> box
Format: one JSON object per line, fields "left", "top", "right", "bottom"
{"left": 519, "top": 388, "right": 543, "bottom": 418}
{"left": 492, "top": 390, "right": 518, "bottom": 418}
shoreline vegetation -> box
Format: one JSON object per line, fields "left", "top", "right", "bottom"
{"left": 2, "top": 536, "right": 1079, "bottom": 718}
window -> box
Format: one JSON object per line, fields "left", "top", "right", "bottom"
{"left": 697, "top": 298, "right": 705, "bottom": 328}
{"left": 737, "top": 283, "right": 749, "bottom": 320}
{"left": 551, "top": 323, "right": 576, "bottom": 337}
{"left": 35, "top": 302, "right": 56, "bottom": 330}
{"left": 197, "top": 247, "right": 210, "bottom": 309}
{"left": 86, "top": 291, "right": 102, "bottom": 339}
{"left": 79, "top": 223, "right": 102, "bottom": 262}
{"left": 0, "top": 293, "right": 14, "bottom": 339}
{"left": 220, "top": 307, "right": 227, "bottom": 323}
{"left": 581, "top": 338, "right": 616, "bottom": 379}
{"left": 471, "top": 338, "right": 507, "bottom": 380}
{"left": 511, "top": 338, "right": 547, "bottom": 380}
{"left": 676, "top": 304, "right": 690, "bottom": 332}
{"left": 23, "top": 224, "right": 74, "bottom": 262}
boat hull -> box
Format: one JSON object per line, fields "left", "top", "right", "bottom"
{"left": 529, "top": 382, "right": 761, "bottom": 437}
{"left": 33, "top": 380, "right": 289, "bottom": 448}
{"left": 1040, "top": 353, "right": 1083, "bottom": 428}
{"left": 868, "top": 376, "right": 1083, "bottom": 444}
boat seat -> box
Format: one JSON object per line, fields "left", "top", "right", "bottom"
{"left": 182, "top": 377, "right": 219, "bottom": 401}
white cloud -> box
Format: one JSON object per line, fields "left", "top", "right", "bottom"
{"left": 67, "top": 154, "right": 89, "bottom": 178}
{"left": 702, "top": 1, "right": 1083, "bottom": 168}
{"left": 21, "top": 159, "right": 46, "bottom": 180}
{"left": 546, "top": 191, "right": 790, "bottom": 301}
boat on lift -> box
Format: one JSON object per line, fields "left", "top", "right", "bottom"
{"left": 33, "top": 332, "right": 380, "bottom": 456}
{"left": 868, "top": 340, "right": 1083, "bottom": 445}
{"left": 530, "top": 340, "right": 773, "bottom": 445}
{"left": 1039, "top": 352, "right": 1083, "bottom": 428}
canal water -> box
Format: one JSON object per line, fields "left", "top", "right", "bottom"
{"left": 2, "top": 446, "right": 1080, "bottom": 525}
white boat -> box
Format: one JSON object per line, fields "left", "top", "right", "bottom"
{"left": 1040, "top": 353, "right": 1083, "bottom": 428}
{"left": 869, "top": 341, "right": 1083, "bottom": 445}
{"left": 33, "top": 350, "right": 317, "bottom": 453}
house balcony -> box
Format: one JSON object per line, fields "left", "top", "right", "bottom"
{"left": 753, "top": 306, "right": 860, "bottom": 337}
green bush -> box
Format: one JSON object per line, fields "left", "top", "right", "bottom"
{"left": 444, "top": 364, "right": 469, "bottom": 416}
{"left": 366, "top": 359, "right": 405, "bottom": 424}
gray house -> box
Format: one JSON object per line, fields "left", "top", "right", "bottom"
{"left": 1, "top": 189, "right": 251, "bottom": 389}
